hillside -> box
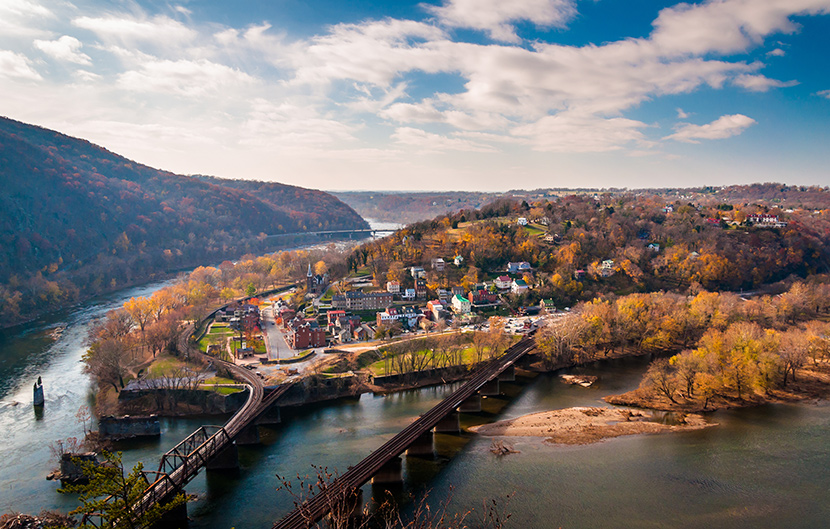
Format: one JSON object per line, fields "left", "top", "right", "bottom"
{"left": 0, "top": 116, "right": 367, "bottom": 326}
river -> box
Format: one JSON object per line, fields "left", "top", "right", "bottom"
{"left": 1, "top": 241, "right": 829, "bottom": 526}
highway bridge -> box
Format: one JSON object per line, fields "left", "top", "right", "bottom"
{"left": 272, "top": 333, "right": 537, "bottom": 529}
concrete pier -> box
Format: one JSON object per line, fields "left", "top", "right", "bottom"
{"left": 497, "top": 365, "right": 516, "bottom": 382}
{"left": 479, "top": 378, "right": 500, "bottom": 396}
{"left": 235, "top": 424, "right": 260, "bottom": 445}
{"left": 433, "top": 411, "right": 460, "bottom": 433}
{"left": 457, "top": 394, "right": 482, "bottom": 413}
{"left": 206, "top": 442, "right": 239, "bottom": 471}
{"left": 406, "top": 432, "right": 434, "bottom": 457}
{"left": 33, "top": 377, "right": 44, "bottom": 406}
{"left": 371, "top": 456, "right": 402, "bottom": 484}
{"left": 256, "top": 405, "right": 282, "bottom": 426}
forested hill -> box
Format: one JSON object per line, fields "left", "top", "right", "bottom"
{"left": 0, "top": 116, "right": 367, "bottom": 326}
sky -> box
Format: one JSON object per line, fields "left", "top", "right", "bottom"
{"left": 1, "top": 0, "right": 829, "bottom": 192}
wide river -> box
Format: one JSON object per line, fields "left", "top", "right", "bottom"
{"left": 1, "top": 270, "right": 829, "bottom": 526}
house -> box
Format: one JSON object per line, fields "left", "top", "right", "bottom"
{"left": 663, "top": 204, "right": 674, "bottom": 213}
{"left": 286, "top": 316, "right": 326, "bottom": 349}
{"left": 517, "top": 217, "right": 528, "bottom": 226}
{"left": 334, "top": 327, "right": 352, "bottom": 344}
{"left": 453, "top": 255, "right": 464, "bottom": 266}
{"left": 386, "top": 281, "right": 400, "bottom": 294}
{"left": 376, "top": 306, "right": 400, "bottom": 327}
{"left": 402, "top": 288, "right": 416, "bottom": 300}
{"left": 544, "top": 233, "right": 556, "bottom": 243}
{"left": 599, "top": 260, "right": 615, "bottom": 278}
{"left": 326, "top": 310, "right": 347, "bottom": 328}
{"left": 747, "top": 214, "right": 787, "bottom": 228}
{"left": 377, "top": 306, "right": 420, "bottom": 328}
{"left": 648, "top": 243, "right": 660, "bottom": 252}
{"left": 495, "top": 276, "right": 512, "bottom": 290}
{"left": 427, "top": 300, "right": 445, "bottom": 320}
{"left": 706, "top": 218, "right": 722, "bottom": 226}
{"left": 437, "top": 289, "right": 450, "bottom": 303}
{"left": 415, "top": 279, "right": 428, "bottom": 300}
{"left": 431, "top": 258, "right": 446, "bottom": 272}
{"left": 354, "top": 324, "right": 375, "bottom": 341}
{"left": 469, "top": 289, "right": 498, "bottom": 305}
{"left": 410, "top": 266, "right": 426, "bottom": 278}
{"left": 451, "top": 294, "right": 471, "bottom": 314}
{"left": 540, "top": 299, "right": 556, "bottom": 313}
{"left": 507, "top": 261, "right": 531, "bottom": 273}
{"left": 511, "top": 279, "right": 529, "bottom": 294}
{"left": 573, "top": 269, "right": 586, "bottom": 280}
{"left": 451, "top": 286, "right": 465, "bottom": 297}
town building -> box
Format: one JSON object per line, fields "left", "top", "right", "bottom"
{"left": 507, "top": 261, "right": 532, "bottom": 273}
{"left": 451, "top": 294, "right": 471, "bottom": 314}
{"left": 453, "top": 255, "right": 464, "bottom": 266}
{"left": 386, "top": 281, "right": 400, "bottom": 294}
{"left": 495, "top": 276, "right": 512, "bottom": 290}
{"left": 431, "top": 258, "right": 446, "bottom": 272}
{"left": 468, "top": 289, "right": 498, "bottom": 305}
{"left": 415, "top": 279, "right": 428, "bottom": 300}
{"left": 539, "top": 299, "right": 556, "bottom": 313}
{"left": 517, "top": 217, "right": 528, "bottom": 226}
{"left": 511, "top": 279, "right": 529, "bottom": 294}
{"left": 410, "top": 266, "right": 426, "bottom": 278}
{"left": 286, "top": 316, "right": 326, "bottom": 349}
{"left": 331, "top": 291, "right": 394, "bottom": 311}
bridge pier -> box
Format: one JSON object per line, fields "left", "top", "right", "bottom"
{"left": 406, "top": 432, "right": 434, "bottom": 457}
{"left": 498, "top": 365, "right": 516, "bottom": 382}
{"left": 206, "top": 442, "right": 239, "bottom": 471}
{"left": 372, "top": 456, "right": 402, "bottom": 484}
{"left": 457, "top": 394, "right": 481, "bottom": 413}
{"left": 235, "top": 424, "right": 260, "bottom": 445}
{"left": 256, "top": 405, "right": 281, "bottom": 426}
{"left": 480, "top": 378, "right": 500, "bottom": 396}
{"left": 433, "top": 411, "right": 460, "bottom": 433}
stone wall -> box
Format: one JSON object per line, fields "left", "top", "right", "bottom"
{"left": 98, "top": 415, "right": 161, "bottom": 440}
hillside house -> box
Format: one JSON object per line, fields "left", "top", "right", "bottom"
{"left": 495, "top": 276, "right": 512, "bottom": 290}
{"left": 451, "top": 294, "right": 471, "bottom": 314}
{"left": 386, "top": 281, "right": 400, "bottom": 294}
{"left": 511, "top": 279, "right": 529, "bottom": 294}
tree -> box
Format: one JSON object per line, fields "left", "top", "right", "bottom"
{"left": 645, "top": 358, "right": 678, "bottom": 403}
{"left": 60, "top": 451, "right": 186, "bottom": 529}
{"left": 123, "top": 297, "right": 153, "bottom": 345}
{"left": 82, "top": 338, "right": 129, "bottom": 392}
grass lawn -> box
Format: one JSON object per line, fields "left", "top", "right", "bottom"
{"left": 148, "top": 355, "right": 189, "bottom": 378}
{"left": 367, "top": 345, "right": 485, "bottom": 376}
{"left": 523, "top": 224, "right": 546, "bottom": 237}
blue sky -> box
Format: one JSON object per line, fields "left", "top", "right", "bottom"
{"left": 1, "top": 0, "right": 829, "bottom": 191}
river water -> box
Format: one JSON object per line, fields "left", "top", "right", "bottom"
{"left": 1, "top": 253, "right": 829, "bottom": 526}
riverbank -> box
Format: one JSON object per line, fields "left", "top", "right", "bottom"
{"left": 470, "top": 406, "right": 713, "bottom": 445}
{"left": 605, "top": 364, "right": 830, "bottom": 413}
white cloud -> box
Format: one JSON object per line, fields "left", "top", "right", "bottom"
{"left": 425, "top": 0, "right": 577, "bottom": 43}
{"left": 392, "top": 126, "right": 497, "bottom": 152}
{"left": 676, "top": 108, "right": 690, "bottom": 119}
{"left": 732, "top": 73, "right": 797, "bottom": 92}
{"left": 73, "top": 14, "right": 197, "bottom": 49}
{"left": 34, "top": 36, "right": 92, "bottom": 65}
{"left": 117, "top": 58, "right": 256, "bottom": 97}
{"left": 0, "top": 0, "right": 54, "bottom": 38}
{"left": 0, "top": 49, "right": 41, "bottom": 80}
{"left": 240, "top": 99, "right": 359, "bottom": 149}
{"left": 665, "top": 114, "right": 756, "bottom": 143}
{"left": 511, "top": 111, "right": 649, "bottom": 152}
{"left": 767, "top": 48, "right": 786, "bottom": 57}
{"left": 817, "top": 89, "right": 830, "bottom": 99}
{"left": 650, "top": 0, "right": 830, "bottom": 57}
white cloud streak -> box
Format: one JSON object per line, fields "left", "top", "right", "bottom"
{"left": 665, "top": 114, "right": 756, "bottom": 143}
{"left": 0, "top": 49, "right": 41, "bottom": 80}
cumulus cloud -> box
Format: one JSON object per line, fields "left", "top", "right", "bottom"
{"left": 0, "top": 0, "right": 54, "bottom": 37}
{"left": 0, "top": 49, "right": 41, "bottom": 80}
{"left": 665, "top": 114, "right": 756, "bottom": 143}
{"left": 117, "top": 58, "right": 255, "bottom": 97}
{"left": 34, "top": 36, "right": 92, "bottom": 65}
{"left": 767, "top": 48, "right": 786, "bottom": 57}
{"left": 677, "top": 108, "right": 690, "bottom": 119}
{"left": 425, "top": 0, "right": 577, "bottom": 43}
{"left": 817, "top": 89, "right": 830, "bottom": 99}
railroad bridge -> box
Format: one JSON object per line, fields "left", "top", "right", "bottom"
{"left": 83, "top": 325, "right": 291, "bottom": 525}
{"left": 272, "top": 333, "right": 537, "bottom": 529}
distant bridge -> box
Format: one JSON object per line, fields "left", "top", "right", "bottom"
{"left": 272, "top": 333, "right": 537, "bottom": 529}
{"left": 263, "top": 228, "right": 396, "bottom": 241}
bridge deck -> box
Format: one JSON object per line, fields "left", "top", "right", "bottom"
{"left": 272, "top": 334, "right": 536, "bottom": 529}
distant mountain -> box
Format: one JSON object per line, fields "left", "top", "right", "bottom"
{"left": 0, "top": 116, "right": 367, "bottom": 326}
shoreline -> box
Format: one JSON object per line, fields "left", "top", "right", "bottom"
{"left": 604, "top": 365, "right": 830, "bottom": 413}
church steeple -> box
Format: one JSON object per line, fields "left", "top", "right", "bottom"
{"left": 306, "top": 263, "right": 314, "bottom": 292}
